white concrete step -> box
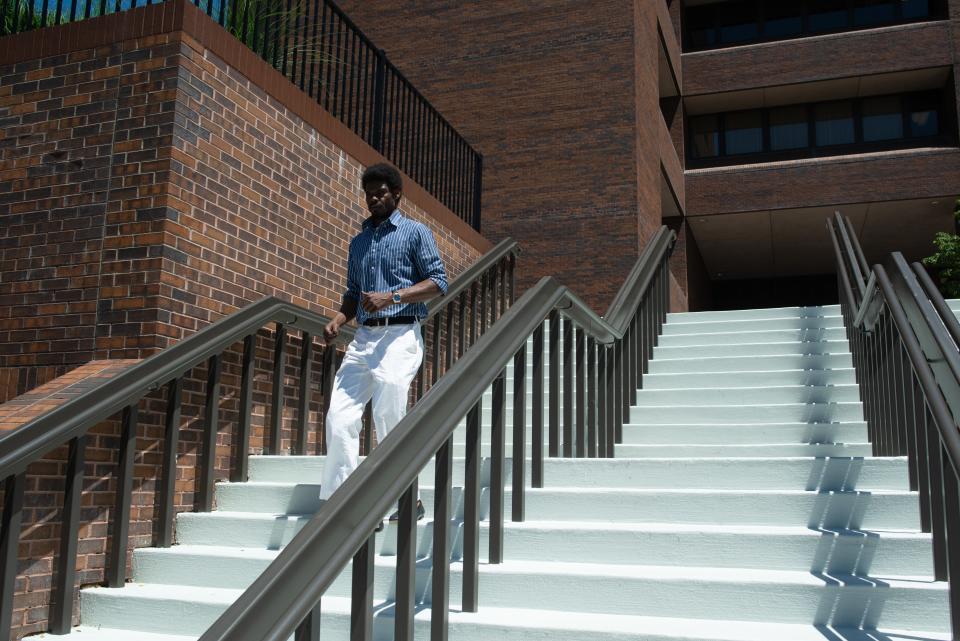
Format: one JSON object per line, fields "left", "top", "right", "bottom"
{"left": 415, "top": 561, "right": 948, "bottom": 631}
{"left": 614, "top": 443, "right": 873, "bottom": 457}
{"left": 630, "top": 401, "right": 863, "bottom": 424}
{"left": 172, "top": 511, "right": 931, "bottom": 576}
{"left": 619, "top": 422, "right": 868, "bottom": 445}
{"left": 634, "top": 385, "right": 860, "bottom": 406}
{"left": 662, "top": 316, "right": 844, "bottom": 335}
{"left": 213, "top": 483, "right": 921, "bottom": 529}
{"left": 666, "top": 305, "right": 841, "bottom": 323}
{"left": 648, "top": 353, "right": 853, "bottom": 374}
{"left": 657, "top": 327, "right": 847, "bottom": 346}
{"left": 60, "top": 594, "right": 953, "bottom": 641}
{"left": 246, "top": 455, "right": 906, "bottom": 491}
{"left": 653, "top": 341, "right": 850, "bottom": 359}
{"left": 642, "top": 369, "right": 857, "bottom": 389}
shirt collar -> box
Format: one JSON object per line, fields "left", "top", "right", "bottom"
{"left": 362, "top": 209, "right": 403, "bottom": 231}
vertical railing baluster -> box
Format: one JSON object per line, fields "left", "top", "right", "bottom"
{"left": 462, "top": 402, "right": 481, "bottom": 612}
{"left": 614, "top": 339, "right": 624, "bottom": 445}
{"left": 431, "top": 436, "right": 452, "bottom": 641}
{"left": 320, "top": 345, "right": 337, "bottom": 456}
{"left": 457, "top": 291, "right": 467, "bottom": 358}
{"left": 158, "top": 378, "right": 182, "bottom": 547}
{"left": 607, "top": 343, "right": 617, "bottom": 458}
{"left": 575, "top": 326, "right": 585, "bottom": 458}
{"left": 394, "top": 480, "right": 417, "bottom": 641}
{"left": 562, "top": 317, "right": 573, "bottom": 457}
{"left": 490, "top": 369, "right": 506, "bottom": 563}
{"left": 199, "top": 354, "right": 223, "bottom": 512}
{"left": 532, "top": 322, "right": 545, "bottom": 487}
{"left": 597, "top": 345, "right": 607, "bottom": 458}
{"left": 512, "top": 345, "right": 527, "bottom": 521}
{"left": 107, "top": 403, "right": 138, "bottom": 587}
{"left": 941, "top": 450, "right": 960, "bottom": 634}
{"left": 628, "top": 313, "right": 638, "bottom": 407}
{"left": 233, "top": 334, "right": 255, "bottom": 482}
{"left": 587, "top": 337, "right": 597, "bottom": 458}
{"left": 548, "top": 309, "right": 559, "bottom": 458}
{"left": 296, "top": 332, "right": 314, "bottom": 456}
{"left": 914, "top": 377, "right": 933, "bottom": 534}
{"left": 445, "top": 304, "right": 455, "bottom": 373}
{"left": 270, "top": 324, "right": 287, "bottom": 454}
{"left": 294, "top": 601, "right": 321, "bottom": 641}
{"left": 50, "top": 435, "right": 86, "bottom": 634}
{"left": 350, "top": 535, "right": 375, "bottom": 641}
{"left": 926, "top": 406, "right": 948, "bottom": 581}
{"left": 431, "top": 314, "right": 442, "bottom": 386}
{"left": 0, "top": 472, "right": 25, "bottom": 641}
{"left": 622, "top": 320, "right": 633, "bottom": 423}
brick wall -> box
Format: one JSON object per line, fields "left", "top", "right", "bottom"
{"left": 337, "top": 0, "right": 681, "bottom": 313}
{"left": 0, "top": 3, "right": 489, "bottom": 636}
{"left": 0, "top": 2, "right": 487, "bottom": 405}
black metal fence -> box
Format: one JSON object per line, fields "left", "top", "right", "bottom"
{"left": 0, "top": 0, "right": 483, "bottom": 230}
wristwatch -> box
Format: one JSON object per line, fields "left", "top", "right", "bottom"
{"left": 392, "top": 291, "right": 402, "bottom": 304}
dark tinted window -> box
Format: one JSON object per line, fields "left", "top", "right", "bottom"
{"left": 815, "top": 101, "right": 856, "bottom": 146}
{"left": 770, "top": 105, "right": 809, "bottom": 150}
{"left": 854, "top": 0, "right": 896, "bottom": 26}
{"left": 718, "top": 1, "right": 760, "bottom": 44}
{"left": 690, "top": 115, "right": 721, "bottom": 158}
{"left": 808, "top": 0, "right": 850, "bottom": 32}
{"left": 686, "top": 5, "right": 718, "bottom": 49}
{"left": 862, "top": 95, "right": 903, "bottom": 141}
{"left": 725, "top": 111, "right": 764, "bottom": 154}
{"left": 908, "top": 94, "right": 940, "bottom": 137}
{"left": 762, "top": 4, "right": 803, "bottom": 38}
{"left": 901, "top": 0, "right": 931, "bottom": 18}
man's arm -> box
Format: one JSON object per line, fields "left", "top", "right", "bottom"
{"left": 359, "top": 279, "right": 441, "bottom": 314}
{"left": 323, "top": 297, "right": 359, "bottom": 345}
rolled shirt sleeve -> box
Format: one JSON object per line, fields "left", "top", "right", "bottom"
{"left": 343, "top": 237, "right": 362, "bottom": 302}
{"left": 414, "top": 224, "right": 448, "bottom": 295}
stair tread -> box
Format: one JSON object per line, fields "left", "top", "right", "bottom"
{"left": 58, "top": 607, "right": 952, "bottom": 641}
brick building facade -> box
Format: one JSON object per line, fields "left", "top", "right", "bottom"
{"left": 0, "top": 3, "right": 488, "bottom": 636}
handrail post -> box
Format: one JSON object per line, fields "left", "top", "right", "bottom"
{"left": 512, "top": 346, "right": 527, "bottom": 519}
{"left": 107, "top": 402, "right": 138, "bottom": 588}
{"left": 1, "top": 472, "right": 25, "bottom": 641}
{"left": 548, "top": 309, "right": 560, "bottom": 457}
{"left": 50, "top": 435, "right": 86, "bottom": 634}
{"left": 532, "top": 322, "right": 545, "bottom": 487}
{"left": 462, "top": 402, "right": 482, "bottom": 612}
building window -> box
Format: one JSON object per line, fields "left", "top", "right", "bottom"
{"left": 690, "top": 115, "right": 721, "bottom": 159}
{"left": 854, "top": 0, "right": 897, "bottom": 26}
{"left": 686, "top": 89, "right": 949, "bottom": 167}
{"left": 683, "top": 0, "right": 943, "bottom": 51}
{"left": 770, "top": 105, "right": 809, "bottom": 150}
{"left": 861, "top": 95, "right": 903, "bottom": 141}
{"left": 762, "top": 5, "right": 804, "bottom": 39}
{"left": 725, "top": 110, "right": 764, "bottom": 154}
{"left": 808, "top": 0, "right": 850, "bottom": 33}
{"left": 815, "top": 100, "right": 856, "bottom": 146}
{"left": 718, "top": 1, "right": 760, "bottom": 45}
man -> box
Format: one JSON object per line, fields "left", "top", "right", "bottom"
{"left": 320, "top": 163, "right": 448, "bottom": 527}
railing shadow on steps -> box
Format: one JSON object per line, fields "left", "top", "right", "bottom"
{"left": 828, "top": 211, "right": 960, "bottom": 635}
{"left": 191, "top": 226, "right": 676, "bottom": 641}
{"left": 0, "top": 239, "right": 519, "bottom": 641}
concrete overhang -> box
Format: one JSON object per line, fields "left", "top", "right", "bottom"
{"left": 685, "top": 146, "right": 960, "bottom": 280}
{"left": 688, "top": 198, "right": 957, "bottom": 280}
{"left": 685, "top": 66, "right": 952, "bottom": 115}
{"left": 683, "top": 19, "right": 953, "bottom": 99}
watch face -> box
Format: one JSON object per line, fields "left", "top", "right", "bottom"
{"left": 392, "top": 292, "right": 401, "bottom": 303}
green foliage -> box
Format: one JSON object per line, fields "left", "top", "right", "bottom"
{"left": 922, "top": 199, "right": 960, "bottom": 298}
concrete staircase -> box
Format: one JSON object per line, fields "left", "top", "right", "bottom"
{"left": 32, "top": 305, "right": 951, "bottom": 641}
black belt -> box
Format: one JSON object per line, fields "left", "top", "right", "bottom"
{"left": 363, "top": 315, "right": 419, "bottom": 327}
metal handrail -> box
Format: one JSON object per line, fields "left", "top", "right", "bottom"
{"left": 0, "top": 238, "right": 520, "bottom": 641}
{"left": 198, "top": 226, "right": 676, "bottom": 641}
{"left": 827, "top": 212, "right": 960, "bottom": 633}
{"left": 0, "top": 297, "right": 348, "bottom": 479}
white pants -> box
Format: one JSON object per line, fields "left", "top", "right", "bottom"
{"left": 319, "top": 323, "right": 424, "bottom": 500}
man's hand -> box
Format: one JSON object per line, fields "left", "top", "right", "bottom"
{"left": 323, "top": 318, "right": 342, "bottom": 345}
{"left": 360, "top": 291, "right": 393, "bottom": 313}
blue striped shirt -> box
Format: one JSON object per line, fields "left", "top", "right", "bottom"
{"left": 344, "top": 210, "right": 448, "bottom": 324}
